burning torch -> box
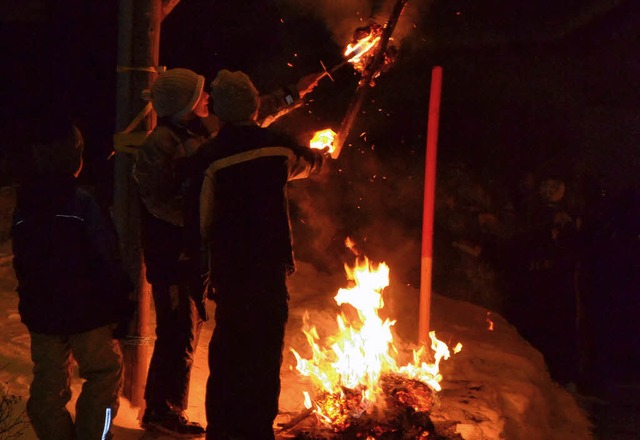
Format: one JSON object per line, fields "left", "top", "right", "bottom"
{"left": 308, "top": 0, "right": 408, "bottom": 159}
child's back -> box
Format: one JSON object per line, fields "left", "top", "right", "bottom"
{"left": 12, "top": 174, "right": 129, "bottom": 335}
{"left": 10, "top": 119, "right": 131, "bottom": 440}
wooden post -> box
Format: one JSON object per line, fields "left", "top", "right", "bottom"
{"left": 114, "top": 0, "right": 162, "bottom": 406}
{"left": 418, "top": 66, "right": 443, "bottom": 345}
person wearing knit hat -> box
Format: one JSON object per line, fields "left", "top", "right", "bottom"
{"left": 211, "top": 69, "right": 259, "bottom": 123}
{"left": 144, "top": 67, "right": 208, "bottom": 120}
{"left": 133, "top": 66, "right": 325, "bottom": 438}
{"left": 134, "top": 67, "right": 211, "bottom": 437}
{"left": 197, "top": 70, "right": 331, "bottom": 440}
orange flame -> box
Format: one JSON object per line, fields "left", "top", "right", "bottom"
{"left": 486, "top": 312, "right": 495, "bottom": 331}
{"left": 345, "top": 34, "right": 381, "bottom": 64}
{"left": 309, "top": 129, "right": 336, "bottom": 154}
{"left": 343, "top": 25, "right": 384, "bottom": 74}
{"left": 290, "top": 243, "right": 462, "bottom": 427}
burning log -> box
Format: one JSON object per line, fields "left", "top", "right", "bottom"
{"left": 380, "top": 373, "right": 436, "bottom": 415}
{"left": 321, "top": 22, "right": 399, "bottom": 83}
{"left": 345, "top": 23, "right": 398, "bottom": 80}
{"left": 320, "top": 23, "right": 388, "bottom": 82}
{"left": 332, "top": 0, "right": 409, "bottom": 159}
{"left": 277, "top": 373, "right": 439, "bottom": 439}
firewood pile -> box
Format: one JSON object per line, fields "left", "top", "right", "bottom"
{"left": 276, "top": 373, "right": 464, "bottom": 439}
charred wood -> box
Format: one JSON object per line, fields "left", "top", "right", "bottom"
{"left": 277, "top": 373, "right": 466, "bottom": 439}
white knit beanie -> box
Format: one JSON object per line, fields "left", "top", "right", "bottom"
{"left": 143, "top": 68, "right": 205, "bottom": 119}
{"left": 211, "top": 69, "right": 259, "bottom": 122}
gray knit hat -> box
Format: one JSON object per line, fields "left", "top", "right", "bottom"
{"left": 144, "top": 68, "right": 205, "bottom": 118}
{"left": 211, "top": 69, "right": 259, "bottom": 122}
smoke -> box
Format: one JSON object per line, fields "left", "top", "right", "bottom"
{"left": 289, "top": 140, "right": 424, "bottom": 281}
{"left": 276, "top": 2, "right": 435, "bottom": 345}
{"left": 276, "top": 0, "right": 431, "bottom": 48}
{"left": 288, "top": 165, "right": 349, "bottom": 275}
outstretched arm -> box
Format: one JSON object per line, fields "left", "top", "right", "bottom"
{"left": 287, "top": 144, "right": 329, "bottom": 181}
{"left": 257, "top": 72, "right": 324, "bottom": 127}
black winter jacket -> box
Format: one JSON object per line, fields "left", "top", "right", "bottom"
{"left": 198, "top": 123, "right": 324, "bottom": 281}
{"left": 11, "top": 176, "right": 132, "bottom": 335}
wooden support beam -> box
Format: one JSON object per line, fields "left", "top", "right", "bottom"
{"left": 114, "top": 0, "right": 162, "bottom": 407}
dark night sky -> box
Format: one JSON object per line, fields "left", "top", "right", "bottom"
{"left": 0, "top": 0, "right": 638, "bottom": 250}
{"left": 1, "top": 0, "right": 638, "bottom": 190}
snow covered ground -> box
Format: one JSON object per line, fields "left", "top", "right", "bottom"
{"left": 0, "top": 238, "right": 593, "bottom": 439}
{"left": 0, "top": 184, "right": 593, "bottom": 440}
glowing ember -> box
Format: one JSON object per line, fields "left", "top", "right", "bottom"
{"left": 486, "top": 312, "right": 495, "bottom": 331}
{"left": 309, "top": 129, "right": 336, "bottom": 154}
{"left": 290, "top": 243, "right": 462, "bottom": 430}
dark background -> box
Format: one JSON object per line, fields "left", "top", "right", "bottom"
{"left": 1, "top": 1, "right": 638, "bottom": 190}
{"left": 1, "top": 0, "right": 639, "bottom": 399}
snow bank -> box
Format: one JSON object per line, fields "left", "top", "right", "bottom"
{"left": 429, "top": 294, "right": 593, "bottom": 440}
{"left": 0, "top": 239, "right": 592, "bottom": 439}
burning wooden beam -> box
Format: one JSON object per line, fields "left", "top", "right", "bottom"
{"left": 332, "top": 0, "right": 409, "bottom": 159}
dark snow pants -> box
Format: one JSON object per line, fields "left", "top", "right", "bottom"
{"left": 141, "top": 209, "right": 206, "bottom": 415}
{"left": 28, "top": 325, "right": 122, "bottom": 440}
{"left": 205, "top": 268, "right": 288, "bottom": 440}
{"left": 144, "top": 282, "right": 204, "bottom": 414}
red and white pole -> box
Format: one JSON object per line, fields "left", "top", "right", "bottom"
{"left": 419, "top": 66, "right": 443, "bottom": 345}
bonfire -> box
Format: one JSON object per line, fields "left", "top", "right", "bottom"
{"left": 279, "top": 239, "right": 461, "bottom": 439}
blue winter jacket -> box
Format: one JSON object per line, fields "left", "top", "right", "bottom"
{"left": 11, "top": 175, "right": 132, "bottom": 335}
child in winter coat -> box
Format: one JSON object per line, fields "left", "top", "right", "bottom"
{"left": 133, "top": 67, "right": 212, "bottom": 437}
{"left": 11, "top": 118, "right": 133, "bottom": 440}
{"left": 199, "top": 69, "right": 328, "bottom": 440}
{"left": 133, "top": 67, "right": 323, "bottom": 438}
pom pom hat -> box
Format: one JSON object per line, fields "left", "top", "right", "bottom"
{"left": 211, "top": 69, "right": 259, "bottom": 122}
{"left": 143, "top": 68, "right": 205, "bottom": 119}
